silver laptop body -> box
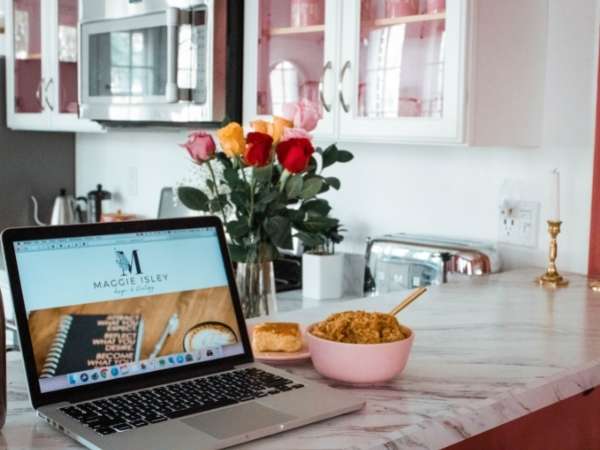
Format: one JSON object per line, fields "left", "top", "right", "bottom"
{"left": 2, "top": 217, "right": 364, "bottom": 450}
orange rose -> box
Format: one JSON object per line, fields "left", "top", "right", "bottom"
{"left": 216, "top": 122, "right": 245, "bottom": 158}
{"left": 271, "top": 116, "right": 293, "bottom": 144}
{"left": 251, "top": 117, "right": 292, "bottom": 145}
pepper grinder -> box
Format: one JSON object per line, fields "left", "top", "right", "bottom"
{"left": 86, "top": 184, "right": 112, "bottom": 223}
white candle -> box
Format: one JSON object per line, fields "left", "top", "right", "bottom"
{"left": 550, "top": 169, "right": 560, "bottom": 221}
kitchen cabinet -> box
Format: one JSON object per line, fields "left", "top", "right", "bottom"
{"left": 244, "top": 0, "right": 546, "bottom": 146}
{"left": 243, "top": 0, "right": 339, "bottom": 138}
{"left": 4, "top": 0, "right": 102, "bottom": 132}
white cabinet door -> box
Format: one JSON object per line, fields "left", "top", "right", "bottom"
{"left": 5, "top": 0, "right": 52, "bottom": 130}
{"left": 337, "top": 0, "right": 468, "bottom": 144}
{"left": 46, "top": 0, "right": 101, "bottom": 132}
{"left": 5, "top": 0, "right": 102, "bottom": 132}
{"left": 243, "top": 0, "right": 339, "bottom": 139}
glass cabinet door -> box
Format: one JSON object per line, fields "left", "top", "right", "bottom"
{"left": 56, "top": 0, "right": 78, "bottom": 115}
{"left": 245, "top": 0, "right": 337, "bottom": 137}
{"left": 339, "top": 0, "right": 466, "bottom": 142}
{"left": 12, "top": 0, "right": 44, "bottom": 114}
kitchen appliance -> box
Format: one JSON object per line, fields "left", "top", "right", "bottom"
{"left": 30, "top": 189, "right": 87, "bottom": 226}
{"left": 365, "top": 234, "right": 501, "bottom": 295}
{"left": 158, "top": 187, "right": 191, "bottom": 218}
{"left": 86, "top": 184, "right": 112, "bottom": 223}
{"left": 79, "top": 0, "right": 240, "bottom": 124}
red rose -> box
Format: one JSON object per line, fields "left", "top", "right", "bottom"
{"left": 276, "top": 138, "right": 314, "bottom": 173}
{"left": 244, "top": 132, "right": 273, "bottom": 167}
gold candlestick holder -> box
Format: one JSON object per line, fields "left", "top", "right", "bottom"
{"left": 536, "top": 221, "right": 569, "bottom": 288}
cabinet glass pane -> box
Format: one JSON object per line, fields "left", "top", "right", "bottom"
{"left": 358, "top": 0, "right": 446, "bottom": 118}
{"left": 13, "top": 0, "right": 43, "bottom": 113}
{"left": 88, "top": 27, "right": 167, "bottom": 97}
{"left": 257, "top": 0, "right": 325, "bottom": 116}
{"left": 58, "top": 0, "right": 78, "bottom": 114}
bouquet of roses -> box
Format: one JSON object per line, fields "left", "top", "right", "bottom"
{"left": 177, "top": 100, "right": 353, "bottom": 264}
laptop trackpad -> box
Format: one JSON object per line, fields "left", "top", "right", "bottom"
{"left": 182, "top": 402, "right": 295, "bottom": 439}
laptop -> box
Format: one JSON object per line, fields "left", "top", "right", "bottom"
{"left": 1, "top": 217, "right": 364, "bottom": 450}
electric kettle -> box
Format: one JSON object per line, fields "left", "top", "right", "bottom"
{"left": 31, "top": 189, "right": 87, "bottom": 226}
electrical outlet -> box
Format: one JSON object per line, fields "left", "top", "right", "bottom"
{"left": 498, "top": 201, "right": 540, "bottom": 247}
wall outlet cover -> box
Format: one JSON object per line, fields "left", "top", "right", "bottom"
{"left": 498, "top": 201, "right": 540, "bottom": 248}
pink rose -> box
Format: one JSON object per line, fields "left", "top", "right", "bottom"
{"left": 281, "top": 127, "right": 313, "bottom": 142}
{"left": 180, "top": 131, "right": 216, "bottom": 163}
{"left": 282, "top": 99, "right": 321, "bottom": 132}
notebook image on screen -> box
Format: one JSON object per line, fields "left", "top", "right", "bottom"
{"left": 40, "top": 314, "right": 144, "bottom": 378}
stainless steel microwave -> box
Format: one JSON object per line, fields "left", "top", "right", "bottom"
{"left": 79, "top": 0, "right": 239, "bottom": 124}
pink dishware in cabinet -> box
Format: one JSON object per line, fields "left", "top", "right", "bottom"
{"left": 427, "top": 0, "right": 446, "bottom": 13}
{"left": 385, "top": 0, "right": 418, "bottom": 18}
{"left": 290, "top": 0, "right": 323, "bottom": 27}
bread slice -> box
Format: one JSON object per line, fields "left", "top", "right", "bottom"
{"left": 252, "top": 322, "right": 302, "bottom": 353}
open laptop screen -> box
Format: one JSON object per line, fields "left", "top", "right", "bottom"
{"left": 13, "top": 226, "right": 245, "bottom": 394}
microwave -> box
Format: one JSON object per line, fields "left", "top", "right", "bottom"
{"left": 79, "top": 0, "right": 240, "bottom": 124}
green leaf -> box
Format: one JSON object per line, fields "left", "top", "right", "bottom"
{"left": 263, "top": 216, "right": 292, "bottom": 249}
{"left": 223, "top": 167, "right": 240, "bottom": 187}
{"left": 215, "top": 152, "right": 233, "bottom": 168}
{"left": 294, "top": 231, "right": 323, "bottom": 248}
{"left": 209, "top": 197, "right": 223, "bottom": 213}
{"left": 286, "top": 175, "right": 304, "bottom": 199}
{"left": 254, "top": 164, "right": 273, "bottom": 183}
{"left": 301, "top": 178, "right": 323, "bottom": 199}
{"left": 336, "top": 150, "right": 354, "bottom": 163}
{"left": 321, "top": 144, "right": 338, "bottom": 169}
{"left": 227, "top": 220, "right": 249, "bottom": 239}
{"left": 306, "top": 156, "right": 318, "bottom": 175}
{"left": 302, "top": 216, "right": 339, "bottom": 233}
{"left": 302, "top": 199, "right": 331, "bottom": 216}
{"left": 230, "top": 190, "right": 248, "bottom": 213}
{"left": 227, "top": 244, "right": 248, "bottom": 263}
{"left": 256, "top": 190, "right": 281, "bottom": 209}
{"left": 177, "top": 187, "right": 209, "bottom": 211}
{"left": 315, "top": 147, "right": 323, "bottom": 155}
{"left": 326, "top": 177, "right": 341, "bottom": 190}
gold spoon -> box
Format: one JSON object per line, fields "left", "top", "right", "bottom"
{"left": 389, "top": 287, "right": 427, "bottom": 317}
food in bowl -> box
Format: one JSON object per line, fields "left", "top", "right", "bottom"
{"left": 252, "top": 322, "right": 303, "bottom": 352}
{"left": 306, "top": 311, "right": 414, "bottom": 384}
{"left": 310, "top": 311, "right": 408, "bottom": 344}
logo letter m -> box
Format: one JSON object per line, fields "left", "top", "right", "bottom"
{"left": 115, "top": 250, "right": 143, "bottom": 276}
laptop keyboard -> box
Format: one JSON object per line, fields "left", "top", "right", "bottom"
{"left": 60, "top": 368, "right": 304, "bottom": 436}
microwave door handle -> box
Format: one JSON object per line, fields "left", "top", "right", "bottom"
{"left": 165, "top": 7, "right": 179, "bottom": 103}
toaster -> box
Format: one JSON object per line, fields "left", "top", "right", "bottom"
{"left": 364, "top": 234, "right": 501, "bottom": 295}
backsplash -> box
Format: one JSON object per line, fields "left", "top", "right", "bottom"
{"left": 0, "top": 58, "right": 75, "bottom": 232}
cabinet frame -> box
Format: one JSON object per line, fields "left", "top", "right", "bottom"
{"left": 4, "top": 0, "right": 102, "bottom": 133}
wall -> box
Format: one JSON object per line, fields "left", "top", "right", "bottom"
{"left": 76, "top": 0, "right": 599, "bottom": 275}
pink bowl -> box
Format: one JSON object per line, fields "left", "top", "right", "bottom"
{"left": 306, "top": 323, "right": 414, "bottom": 384}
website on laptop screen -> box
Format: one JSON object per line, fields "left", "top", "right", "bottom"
{"left": 13, "top": 227, "right": 244, "bottom": 393}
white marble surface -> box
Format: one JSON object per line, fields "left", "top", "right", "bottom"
{"left": 3, "top": 268, "right": 600, "bottom": 449}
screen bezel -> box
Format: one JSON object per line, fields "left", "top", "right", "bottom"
{"left": 1, "top": 217, "right": 254, "bottom": 408}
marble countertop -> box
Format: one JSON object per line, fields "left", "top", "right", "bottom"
{"left": 3, "top": 268, "right": 600, "bottom": 450}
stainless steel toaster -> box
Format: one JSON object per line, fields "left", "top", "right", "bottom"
{"left": 364, "top": 234, "right": 501, "bottom": 295}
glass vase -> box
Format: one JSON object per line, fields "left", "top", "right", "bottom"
{"left": 236, "top": 260, "right": 276, "bottom": 319}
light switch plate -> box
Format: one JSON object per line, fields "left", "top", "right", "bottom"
{"left": 498, "top": 201, "right": 540, "bottom": 247}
